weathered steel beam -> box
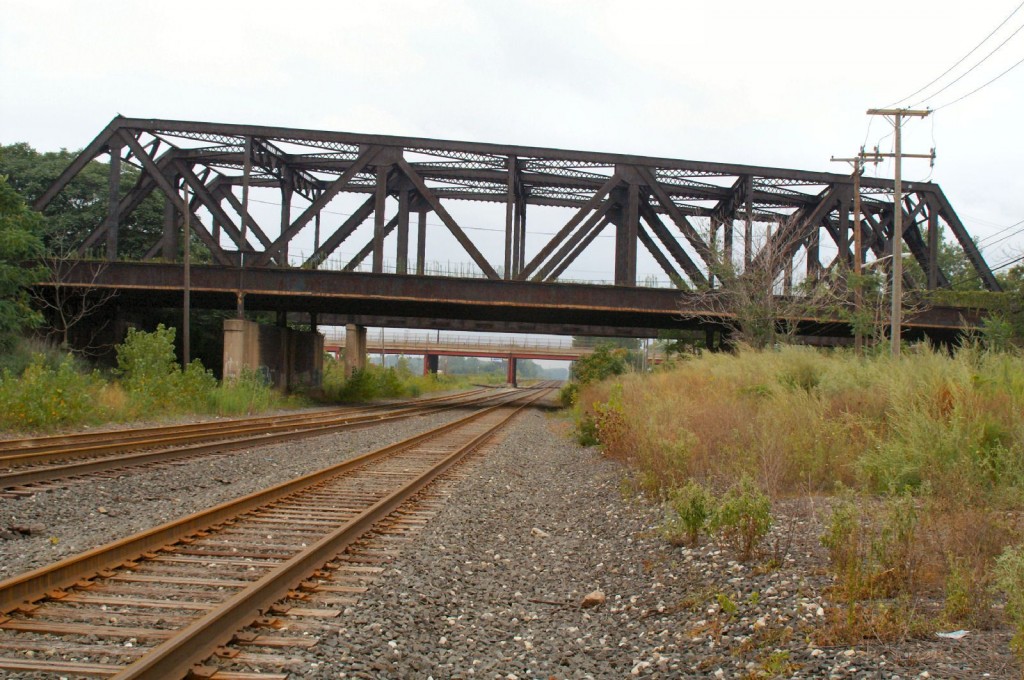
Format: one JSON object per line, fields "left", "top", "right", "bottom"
{"left": 396, "top": 157, "right": 500, "bottom": 280}
{"left": 118, "top": 130, "right": 233, "bottom": 266}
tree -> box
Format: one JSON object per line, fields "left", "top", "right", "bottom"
{"left": 0, "top": 143, "right": 163, "bottom": 257}
{"left": 0, "top": 176, "right": 45, "bottom": 350}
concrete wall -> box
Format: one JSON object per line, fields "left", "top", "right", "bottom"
{"left": 223, "top": 318, "right": 323, "bottom": 391}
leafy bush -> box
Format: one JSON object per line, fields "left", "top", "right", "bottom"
{"left": 116, "top": 324, "right": 216, "bottom": 415}
{"left": 710, "top": 475, "right": 772, "bottom": 561}
{"left": 663, "top": 479, "right": 715, "bottom": 546}
{"left": 0, "top": 354, "right": 108, "bottom": 430}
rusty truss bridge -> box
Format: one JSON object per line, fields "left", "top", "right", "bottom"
{"left": 32, "top": 116, "right": 1001, "bottom": 339}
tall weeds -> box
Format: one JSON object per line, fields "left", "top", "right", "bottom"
{"left": 578, "top": 345, "right": 1024, "bottom": 504}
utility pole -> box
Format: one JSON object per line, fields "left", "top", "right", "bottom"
{"left": 864, "top": 108, "right": 932, "bottom": 358}
{"left": 831, "top": 152, "right": 866, "bottom": 354}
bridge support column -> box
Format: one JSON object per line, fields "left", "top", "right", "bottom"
{"left": 344, "top": 324, "right": 367, "bottom": 378}
{"left": 506, "top": 357, "right": 518, "bottom": 387}
{"left": 223, "top": 318, "right": 323, "bottom": 391}
{"left": 423, "top": 354, "right": 439, "bottom": 375}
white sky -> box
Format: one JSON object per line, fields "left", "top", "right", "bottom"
{"left": 2, "top": 0, "right": 1023, "bottom": 334}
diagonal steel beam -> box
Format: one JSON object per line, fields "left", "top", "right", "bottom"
{"left": 305, "top": 195, "right": 376, "bottom": 269}
{"left": 548, "top": 218, "right": 611, "bottom": 282}
{"left": 517, "top": 173, "right": 621, "bottom": 281}
{"left": 396, "top": 157, "right": 500, "bottom": 280}
{"left": 175, "top": 161, "right": 254, "bottom": 255}
{"left": 533, "top": 200, "right": 613, "bottom": 281}
{"left": 343, "top": 215, "right": 401, "bottom": 272}
{"left": 638, "top": 201, "right": 708, "bottom": 287}
{"left": 253, "top": 146, "right": 382, "bottom": 267}
{"left": 634, "top": 166, "right": 711, "bottom": 262}
{"left": 118, "top": 130, "right": 233, "bottom": 266}
{"left": 77, "top": 153, "right": 172, "bottom": 255}
{"left": 218, "top": 185, "right": 274, "bottom": 253}
{"left": 33, "top": 118, "right": 123, "bottom": 210}
{"left": 638, "top": 222, "right": 686, "bottom": 289}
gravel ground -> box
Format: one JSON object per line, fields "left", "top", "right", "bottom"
{"left": 0, "top": 409, "right": 466, "bottom": 578}
{"left": 309, "top": 407, "right": 1020, "bottom": 679}
{"left": 1, "top": 396, "right": 1019, "bottom": 679}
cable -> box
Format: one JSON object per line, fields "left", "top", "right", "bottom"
{"left": 886, "top": 1, "right": 1024, "bottom": 107}
{"left": 933, "top": 52, "right": 1024, "bottom": 110}
{"left": 976, "top": 217, "right": 1024, "bottom": 247}
{"left": 915, "top": 20, "right": 1024, "bottom": 107}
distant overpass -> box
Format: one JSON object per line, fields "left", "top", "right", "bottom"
{"left": 322, "top": 330, "right": 592, "bottom": 385}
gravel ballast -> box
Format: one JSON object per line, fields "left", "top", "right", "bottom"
{"left": 310, "top": 408, "right": 1019, "bottom": 679}
{"left": 1, "top": 400, "right": 1019, "bottom": 678}
{"left": 0, "top": 410, "right": 466, "bottom": 577}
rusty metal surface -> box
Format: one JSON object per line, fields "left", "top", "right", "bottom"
{"left": 35, "top": 261, "right": 984, "bottom": 337}
{"left": 30, "top": 117, "right": 1002, "bottom": 342}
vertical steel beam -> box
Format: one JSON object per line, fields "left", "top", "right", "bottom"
{"left": 744, "top": 175, "right": 753, "bottom": 268}
{"left": 806, "top": 226, "right": 820, "bottom": 279}
{"left": 416, "top": 209, "right": 427, "bottom": 276}
{"left": 163, "top": 191, "right": 178, "bottom": 259}
{"left": 280, "top": 185, "right": 292, "bottom": 266}
{"left": 504, "top": 156, "right": 516, "bottom": 279}
{"left": 927, "top": 201, "right": 939, "bottom": 290}
{"left": 373, "top": 166, "right": 388, "bottom": 273}
{"left": 397, "top": 190, "right": 410, "bottom": 275}
{"left": 723, "top": 218, "right": 733, "bottom": 271}
{"left": 614, "top": 184, "right": 639, "bottom": 286}
{"left": 105, "top": 142, "right": 123, "bottom": 260}
{"left": 240, "top": 137, "right": 252, "bottom": 266}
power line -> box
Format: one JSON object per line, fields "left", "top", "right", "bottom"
{"left": 886, "top": 1, "right": 1024, "bottom": 107}
{"left": 915, "top": 20, "right": 1024, "bottom": 107}
{"left": 933, "top": 52, "right": 1024, "bottom": 110}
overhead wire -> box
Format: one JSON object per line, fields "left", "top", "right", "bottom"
{"left": 885, "top": 0, "right": 1024, "bottom": 108}
{"left": 933, "top": 52, "right": 1024, "bottom": 109}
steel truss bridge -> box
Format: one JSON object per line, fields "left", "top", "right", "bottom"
{"left": 32, "top": 117, "right": 1000, "bottom": 339}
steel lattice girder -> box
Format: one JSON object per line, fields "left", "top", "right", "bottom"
{"left": 35, "top": 116, "right": 1001, "bottom": 292}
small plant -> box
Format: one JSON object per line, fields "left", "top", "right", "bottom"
{"left": 711, "top": 475, "right": 772, "bottom": 561}
{"left": 575, "top": 413, "right": 599, "bottom": 446}
{"left": 715, "top": 592, "right": 737, "bottom": 617}
{"left": 993, "top": 544, "right": 1024, "bottom": 664}
{"left": 663, "top": 479, "right": 715, "bottom": 546}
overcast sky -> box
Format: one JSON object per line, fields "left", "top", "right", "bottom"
{"left": 3, "top": 0, "right": 1023, "bottom": 284}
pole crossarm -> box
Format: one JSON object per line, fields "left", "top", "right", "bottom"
{"left": 31, "top": 116, "right": 998, "bottom": 294}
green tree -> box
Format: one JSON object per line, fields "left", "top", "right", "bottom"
{"left": 0, "top": 176, "right": 45, "bottom": 351}
{"left": 0, "top": 142, "right": 164, "bottom": 257}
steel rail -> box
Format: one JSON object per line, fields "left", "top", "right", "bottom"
{"left": 0, "top": 387, "right": 546, "bottom": 616}
{"left": 0, "top": 390, "right": 510, "bottom": 489}
{"left": 116, "top": 388, "right": 550, "bottom": 679}
{"left": 0, "top": 387, "right": 490, "bottom": 457}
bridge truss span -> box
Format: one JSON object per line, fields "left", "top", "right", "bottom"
{"left": 34, "top": 116, "right": 1001, "bottom": 295}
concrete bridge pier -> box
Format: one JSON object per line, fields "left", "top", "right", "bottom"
{"left": 223, "top": 318, "right": 323, "bottom": 391}
{"left": 345, "top": 324, "right": 367, "bottom": 378}
{"left": 506, "top": 357, "right": 518, "bottom": 387}
{"left": 423, "top": 354, "right": 439, "bottom": 375}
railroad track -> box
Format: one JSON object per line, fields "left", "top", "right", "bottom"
{"left": 0, "top": 387, "right": 512, "bottom": 493}
{"left": 0, "top": 385, "right": 552, "bottom": 678}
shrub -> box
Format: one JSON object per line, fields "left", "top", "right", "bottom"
{"left": 0, "top": 354, "right": 108, "bottom": 430}
{"left": 663, "top": 479, "right": 715, "bottom": 546}
{"left": 711, "top": 475, "right": 772, "bottom": 561}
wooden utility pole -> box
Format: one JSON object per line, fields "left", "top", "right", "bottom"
{"left": 864, "top": 108, "right": 931, "bottom": 358}
{"left": 831, "top": 149, "right": 883, "bottom": 355}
